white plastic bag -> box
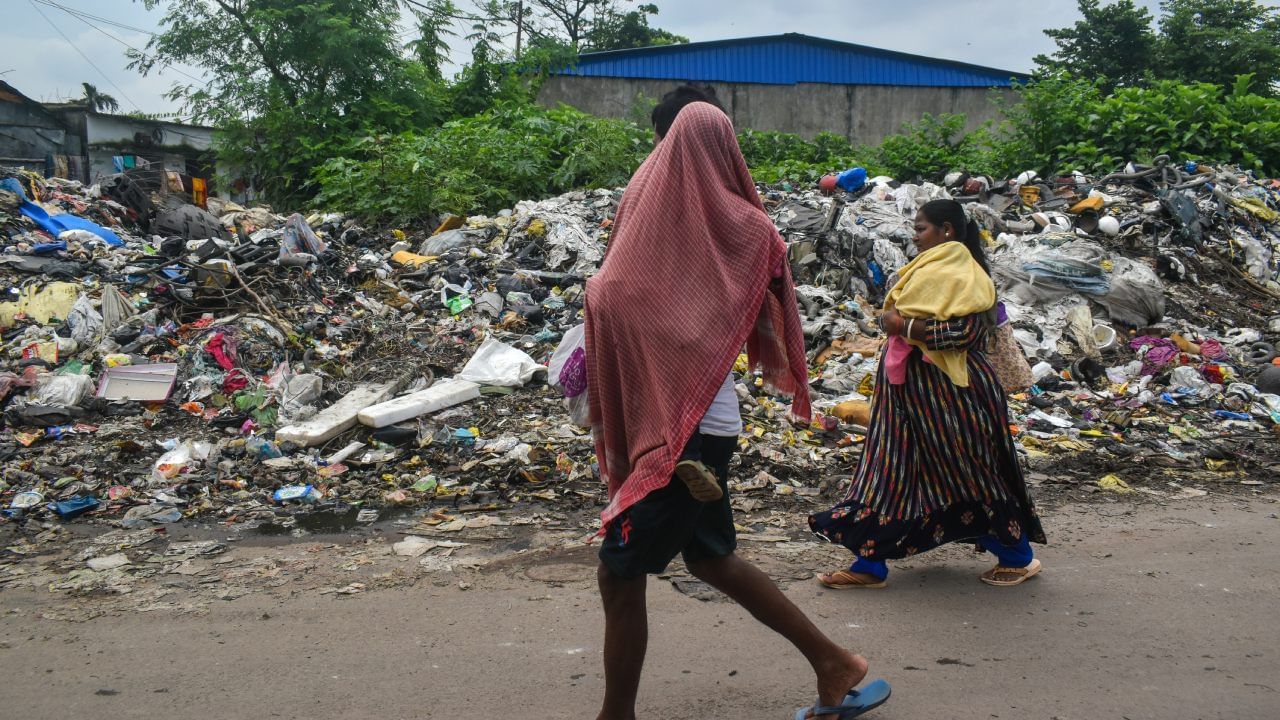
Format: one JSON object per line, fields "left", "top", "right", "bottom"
{"left": 31, "top": 373, "right": 95, "bottom": 406}
{"left": 67, "top": 294, "right": 104, "bottom": 344}
{"left": 151, "top": 440, "right": 212, "bottom": 483}
{"left": 548, "top": 325, "right": 589, "bottom": 427}
{"left": 457, "top": 336, "right": 546, "bottom": 387}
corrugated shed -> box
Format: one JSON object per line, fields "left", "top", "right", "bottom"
{"left": 558, "top": 34, "right": 1026, "bottom": 87}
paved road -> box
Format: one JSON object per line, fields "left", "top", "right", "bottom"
{"left": 2, "top": 495, "right": 1277, "bottom": 719}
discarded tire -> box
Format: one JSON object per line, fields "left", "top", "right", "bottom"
{"left": 154, "top": 204, "right": 229, "bottom": 241}
{"left": 1246, "top": 341, "right": 1277, "bottom": 365}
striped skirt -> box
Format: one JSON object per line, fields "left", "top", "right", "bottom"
{"left": 809, "top": 344, "right": 1046, "bottom": 560}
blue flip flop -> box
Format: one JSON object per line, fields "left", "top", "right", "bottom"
{"left": 793, "top": 678, "right": 892, "bottom": 719}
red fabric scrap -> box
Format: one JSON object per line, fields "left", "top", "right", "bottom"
{"left": 205, "top": 332, "right": 238, "bottom": 371}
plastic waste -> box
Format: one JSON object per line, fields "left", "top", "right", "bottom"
{"left": 456, "top": 336, "right": 546, "bottom": 387}
{"left": 1169, "top": 366, "right": 1209, "bottom": 393}
{"left": 273, "top": 485, "right": 321, "bottom": 503}
{"left": 48, "top": 495, "right": 100, "bottom": 519}
{"left": 357, "top": 379, "right": 480, "bottom": 428}
{"left": 279, "top": 213, "right": 326, "bottom": 258}
{"left": 549, "top": 325, "right": 589, "bottom": 426}
{"left": 246, "top": 436, "right": 283, "bottom": 461}
{"left": 30, "top": 373, "right": 95, "bottom": 407}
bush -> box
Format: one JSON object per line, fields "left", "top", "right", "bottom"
{"left": 311, "top": 72, "right": 1280, "bottom": 225}
{"left": 738, "top": 129, "right": 865, "bottom": 185}
{"left": 310, "top": 103, "right": 650, "bottom": 224}
{"left": 1007, "top": 71, "right": 1280, "bottom": 174}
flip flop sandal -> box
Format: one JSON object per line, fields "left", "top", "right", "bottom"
{"left": 794, "top": 678, "right": 892, "bottom": 719}
{"left": 980, "top": 558, "right": 1042, "bottom": 586}
{"left": 816, "top": 570, "right": 886, "bottom": 590}
{"left": 674, "top": 460, "right": 723, "bottom": 502}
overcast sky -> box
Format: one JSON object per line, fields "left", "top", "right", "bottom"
{"left": 4, "top": 0, "right": 1279, "bottom": 118}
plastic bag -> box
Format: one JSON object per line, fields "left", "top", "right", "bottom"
{"left": 31, "top": 373, "right": 94, "bottom": 407}
{"left": 1102, "top": 258, "right": 1166, "bottom": 328}
{"left": 549, "top": 325, "right": 590, "bottom": 427}
{"left": 151, "top": 440, "right": 212, "bottom": 483}
{"left": 457, "top": 336, "right": 546, "bottom": 387}
{"left": 279, "top": 213, "right": 326, "bottom": 259}
{"left": 67, "top": 294, "right": 104, "bottom": 344}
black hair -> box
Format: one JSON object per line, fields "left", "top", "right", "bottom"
{"left": 918, "top": 199, "right": 990, "bottom": 275}
{"left": 651, "top": 84, "right": 726, "bottom": 138}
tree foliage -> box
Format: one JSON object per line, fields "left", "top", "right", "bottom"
{"left": 310, "top": 103, "right": 650, "bottom": 223}
{"left": 476, "top": 0, "right": 685, "bottom": 53}
{"left": 1037, "top": 0, "right": 1280, "bottom": 94}
{"left": 586, "top": 4, "right": 689, "bottom": 51}
{"left": 1034, "top": 0, "right": 1156, "bottom": 90}
{"left": 78, "top": 82, "right": 120, "bottom": 113}
{"left": 130, "top": 0, "right": 447, "bottom": 205}
{"left": 1157, "top": 0, "right": 1280, "bottom": 94}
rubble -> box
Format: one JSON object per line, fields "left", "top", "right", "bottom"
{"left": 0, "top": 154, "right": 1277, "bottom": 556}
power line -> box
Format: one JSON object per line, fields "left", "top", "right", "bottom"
{"left": 33, "top": 0, "right": 207, "bottom": 88}
{"left": 26, "top": 0, "right": 143, "bottom": 113}
{"left": 34, "top": 0, "right": 154, "bottom": 36}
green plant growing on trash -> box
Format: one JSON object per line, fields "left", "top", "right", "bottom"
{"left": 310, "top": 103, "right": 649, "bottom": 223}
{"left": 1008, "top": 72, "right": 1280, "bottom": 174}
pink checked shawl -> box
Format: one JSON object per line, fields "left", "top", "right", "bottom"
{"left": 584, "top": 103, "right": 811, "bottom": 530}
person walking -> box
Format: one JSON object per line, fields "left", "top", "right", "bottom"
{"left": 586, "top": 96, "right": 890, "bottom": 719}
{"left": 809, "top": 199, "right": 1047, "bottom": 589}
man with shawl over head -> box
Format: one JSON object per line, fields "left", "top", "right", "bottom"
{"left": 586, "top": 92, "right": 890, "bottom": 720}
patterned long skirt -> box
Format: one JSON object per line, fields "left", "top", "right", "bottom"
{"left": 808, "top": 345, "right": 1046, "bottom": 561}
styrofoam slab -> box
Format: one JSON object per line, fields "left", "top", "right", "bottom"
{"left": 274, "top": 381, "right": 396, "bottom": 447}
{"left": 357, "top": 379, "right": 481, "bottom": 428}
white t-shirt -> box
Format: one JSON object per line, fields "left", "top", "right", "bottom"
{"left": 698, "top": 373, "right": 743, "bottom": 437}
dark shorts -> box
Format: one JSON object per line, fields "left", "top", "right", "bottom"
{"left": 598, "top": 434, "right": 738, "bottom": 579}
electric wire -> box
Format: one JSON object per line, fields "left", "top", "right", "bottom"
{"left": 26, "top": 0, "right": 144, "bottom": 114}
{"left": 32, "top": 0, "right": 208, "bottom": 89}
{"left": 33, "top": 0, "right": 155, "bottom": 36}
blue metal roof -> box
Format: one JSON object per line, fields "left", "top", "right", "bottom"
{"left": 556, "top": 33, "right": 1028, "bottom": 87}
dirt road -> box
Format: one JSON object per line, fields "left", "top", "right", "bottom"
{"left": 1, "top": 494, "right": 1277, "bottom": 720}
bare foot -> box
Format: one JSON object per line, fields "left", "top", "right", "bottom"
{"left": 805, "top": 650, "right": 869, "bottom": 719}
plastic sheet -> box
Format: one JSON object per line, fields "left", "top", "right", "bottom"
{"left": 457, "top": 336, "right": 546, "bottom": 387}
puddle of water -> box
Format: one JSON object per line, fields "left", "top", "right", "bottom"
{"left": 252, "top": 505, "right": 420, "bottom": 536}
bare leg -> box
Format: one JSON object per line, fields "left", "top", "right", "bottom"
{"left": 687, "top": 553, "right": 868, "bottom": 720}
{"left": 596, "top": 562, "right": 648, "bottom": 720}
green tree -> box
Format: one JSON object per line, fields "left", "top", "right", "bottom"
{"left": 78, "top": 82, "right": 120, "bottom": 113}
{"left": 407, "top": 0, "right": 458, "bottom": 81}
{"left": 1156, "top": 0, "right": 1280, "bottom": 95}
{"left": 480, "top": 0, "right": 683, "bottom": 52}
{"left": 1035, "top": 1, "right": 1157, "bottom": 90}
{"left": 585, "top": 3, "right": 688, "bottom": 51}
{"left": 129, "top": 0, "right": 447, "bottom": 205}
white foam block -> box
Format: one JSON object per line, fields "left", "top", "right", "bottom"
{"left": 274, "top": 381, "right": 396, "bottom": 446}
{"left": 357, "top": 378, "right": 481, "bottom": 428}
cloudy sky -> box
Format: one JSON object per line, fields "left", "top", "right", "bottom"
{"left": 3, "top": 0, "right": 1278, "bottom": 118}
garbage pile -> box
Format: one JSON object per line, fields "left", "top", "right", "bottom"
{"left": 1, "top": 154, "right": 1277, "bottom": 536}
{"left": 777, "top": 155, "right": 1280, "bottom": 494}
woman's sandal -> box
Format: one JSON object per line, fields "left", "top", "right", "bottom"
{"left": 816, "top": 569, "right": 887, "bottom": 590}
{"left": 980, "top": 558, "right": 1042, "bottom": 586}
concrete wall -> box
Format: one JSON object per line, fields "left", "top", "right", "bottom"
{"left": 83, "top": 114, "right": 213, "bottom": 153}
{"left": 537, "top": 76, "right": 1014, "bottom": 145}
{"left": 0, "top": 93, "right": 81, "bottom": 176}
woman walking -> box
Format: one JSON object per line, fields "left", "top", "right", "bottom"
{"left": 587, "top": 99, "right": 890, "bottom": 720}
{"left": 809, "top": 199, "right": 1046, "bottom": 588}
